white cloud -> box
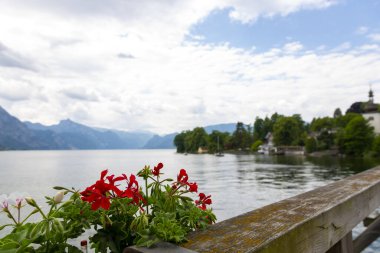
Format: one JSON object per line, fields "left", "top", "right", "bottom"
{"left": 332, "top": 42, "right": 351, "bottom": 52}
{"left": 0, "top": 0, "right": 378, "bottom": 134}
{"left": 283, "top": 42, "right": 304, "bottom": 53}
{"left": 227, "top": 0, "right": 337, "bottom": 23}
{"left": 356, "top": 26, "right": 369, "bottom": 35}
{"left": 368, "top": 33, "right": 380, "bottom": 42}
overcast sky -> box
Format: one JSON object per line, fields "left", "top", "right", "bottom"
{"left": 0, "top": 0, "right": 379, "bottom": 134}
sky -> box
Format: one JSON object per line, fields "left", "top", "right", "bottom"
{"left": 0, "top": 0, "right": 379, "bottom": 134}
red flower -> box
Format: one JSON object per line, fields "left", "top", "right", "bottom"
{"left": 177, "top": 169, "right": 188, "bottom": 184}
{"left": 195, "top": 193, "right": 212, "bottom": 210}
{"left": 80, "top": 170, "right": 123, "bottom": 210}
{"left": 187, "top": 182, "right": 198, "bottom": 193}
{"left": 152, "top": 162, "right": 163, "bottom": 176}
{"left": 119, "top": 174, "right": 145, "bottom": 206}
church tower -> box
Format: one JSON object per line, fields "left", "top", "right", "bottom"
{"left": 369, "top": 86, "right": 374, "bottom": 103}
{"left": 362, "top": 86, "right": 380, "bottom": 134}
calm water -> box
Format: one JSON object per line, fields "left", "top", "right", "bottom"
{"left": 1, "top": 150, "right": 380, "bottom": 251}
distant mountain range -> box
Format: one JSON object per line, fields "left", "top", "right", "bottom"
{"left": 0, "top": 106, "right": 236, "bottom": 150}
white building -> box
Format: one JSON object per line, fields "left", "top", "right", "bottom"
{"left": 362, "top": 88, "right": 380, "bottom": 134}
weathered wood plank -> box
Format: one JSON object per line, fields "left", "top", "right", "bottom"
{"left": 181, "top": 166, "right": 380, "bottom": 253}
{"left": 124, "top": 242, "right": 197, "bottom": 253}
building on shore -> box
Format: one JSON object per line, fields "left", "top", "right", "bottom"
{"left": 362, "top": 88, "right": 380, "bottom": 134}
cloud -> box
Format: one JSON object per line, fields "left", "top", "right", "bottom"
{"left": 227, "top": 0, "right": 337, "bottom": 23}
{"left": 61, "top": 88, "right": 99, "bottom": 102}
{"left": 0, "top": 42, "right": 34, "bottom": 70}
{"left": 283, "top": 42, "right": 304, "bottom": 53}
{"left": 117, "top": 53, "right": 135, "bottom": 59}
{"left": 0, "top": 0, "right": 379, "bottom": 134}
{"left": 356, "top": 26, "right": 369, "bottom": 35}
{"left": 332, "top": 42, "right": 351, "bottom": 52}
{"left": 0, "top": 79, "right": 35, "bottom": 101}
{"left": 368, "top": 33, "right": 380, "bottom": 42}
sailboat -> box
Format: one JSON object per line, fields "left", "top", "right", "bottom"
{"left": 215, "top": 136, "right": 224, "bottom": 157}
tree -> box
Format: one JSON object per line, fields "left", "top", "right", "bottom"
{"left": 305, "top": 138, "right": 317, "bottom": 153}
{"left": 251, "top": 140, "right": 263, "bottom": 152}
{"left": 185, "top": 127, "right": 209, "bottom": 153}
{"left": 338, "top": 115, "right": 375, "bottom": 156}
{"left": 335, "top": 113, "right": 360, "bottom": 128}
{"left": 174, "top": 131, "right": 187, "bottom": 153}
{"left": 253, "top": 117, "right": 266, "bottom": 141}
{"left": 333, "top": 108, "right": 342, "bottom": 118}
{"left": 208, "top": 130, "right": 230, "bottom": 153}
{"left": 273, "top": 116, "right": 305, "bottom": 146}
{"left": 310, "top": 117, "right": 334, "bottom": 132}
{"left": 372, "top": 135, "right": 380, "bottom": 157}
{"left": 230, "top": 122, "right": 253, "bottom": 149}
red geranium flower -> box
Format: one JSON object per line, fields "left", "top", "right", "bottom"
{"left": 177, "top": 169, "right": 188, "bottom": 184}
{"left": 152, "top": 162, "right": 163, "bottom": 176}
{"left": 119, "top": 174, "right": 145, "bottom": 206}
{"left": 80, "top": 170, "right": 123, "bottom": 210}
{"left": 195, "top": 193, "right": 212, "bottom": 210}
{"left": 187, "top": 182, "right": 198, "bottom": 193}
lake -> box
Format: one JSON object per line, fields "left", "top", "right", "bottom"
{"left": 1, "top": 150, "right": 380, "bottom": 252}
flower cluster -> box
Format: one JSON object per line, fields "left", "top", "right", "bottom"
{"left": 80, "top": 170, "right": 144, "bottom": 210}
{"left": 171, "top": 168, "right": 198, "bottom": 192}
{"left": 195, "top": 193, "right": 212, "bottom": 210}
{"left": 0, "top": 163, "right": 216, "bottom": 253}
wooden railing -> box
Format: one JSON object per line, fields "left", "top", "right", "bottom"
{"left": 125, "top": 166, "right": 380, "bottom": 253}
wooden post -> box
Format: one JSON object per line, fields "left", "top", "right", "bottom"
{"left": 327, "top": 232, "right": 353, "bottom": 253}
{"left": 354, "top": 214, "right": 380, "bottom": 253}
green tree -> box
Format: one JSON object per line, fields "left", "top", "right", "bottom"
{"left": 251, "top": 140, "right": 263, "bottom": 152}
{"left": 338, "top": 115, "right": 375, "bottom": 156}
{"left": 310, "top": 117, "right": 334, "bottom": 132}
{"left": 334, "top": 113, "right": 360, "bottom": 128}
{"left": 174, "top": 132, "right": 187, "bottom": 153}
{"left": 305, "top": 138, "right": 317, "bottom": 153}
{"left": 208, "top": 130, "right": 230, "bottom": 153}
{"left": 253, "top": 117, "right": 266, "bottom": 141}
{"left": 372, "top": 135, "right": 380, "bottom": 157}
{"left": 185, "top": 127, "right": 209, "bottom": 153}
{"left": 230, "top": 122, "right": 253, "bottom": 149}
{"left": 333, "top": 108, "right": 342, "bottom": 118}
{"left": 273, "top": 116, "right": 304, "bottom": 146}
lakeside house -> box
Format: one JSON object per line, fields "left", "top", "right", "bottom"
{"left": 258, "top": 132, "right": 277, "bottom": 154}
{"left": 258, "top": 132, "right": 305, "bottom": 155}
{"left": 197, "top": 147, "right": 209, "bottom": 154}
{"left": 362, "top": 88, "right": 380, "bottom": 134}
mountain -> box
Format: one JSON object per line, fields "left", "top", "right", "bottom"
{"left": 0, "top": 106, "right": 237, "bottom": 150}
{"left": 25, "top": 119, "right": 153, "bottom": 149}
{"left": 110, "top": 130, "right": 153, "bottom": 149}
{"left": 204, "top": 123, "right": 236, "bottom": 134}
{"left": 0, "top": 106, "right": 67, "bottom": 149}
{"left": 143, "top": 133, "right": 177, "bottom": 149}
{"left": 0, "top": 106, "right": 155, "bottom": 150}
{"left": 25, "top": 120, "right": 154, "bottom": 149}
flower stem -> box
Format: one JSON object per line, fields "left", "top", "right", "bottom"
{"left": 35, "top": 205, "right": 47, "bottom": 219}
{"left": 17, "top": 206, "right": 20, "bottom": 224}
{"left": 5, "top": 210, "right": 18, "bottom": 225}
{"left": 145, "top": 177, "right": 149, "bottom": 215}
